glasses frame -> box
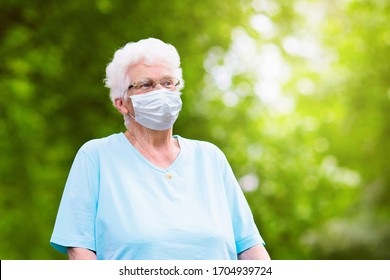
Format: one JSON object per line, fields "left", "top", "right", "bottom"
{"left": 127, "top": 77, "right": 180, "bottom": 93}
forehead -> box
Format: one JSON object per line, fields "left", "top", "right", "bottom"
{"left": 127, "top": 62, "right": 173, "bottom": 81}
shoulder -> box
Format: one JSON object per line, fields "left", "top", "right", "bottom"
{"left": 79, "top": 133, "right": 124, "bottom": 152}
{"left": 75, "top": 133, "right": 125, "bottom": 163}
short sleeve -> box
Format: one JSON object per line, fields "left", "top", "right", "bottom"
{"left": 218, "top": 150, "right": 265, "bottom": 254}
{"left": 50, "top": 143, "right": 99, "bottom": 254}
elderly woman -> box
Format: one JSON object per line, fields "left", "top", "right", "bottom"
{"left": 50, "top": 38, "right": 271, "bottom": 260}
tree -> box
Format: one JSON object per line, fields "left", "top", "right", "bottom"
{"left": 1, "top": 0, "right": 389, "bottom": 259}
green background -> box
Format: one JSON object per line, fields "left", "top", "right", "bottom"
{"left": 1, "top": 0, "right": 389, "bottom": 259}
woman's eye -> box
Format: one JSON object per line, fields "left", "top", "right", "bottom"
{"left": 163, "top": 79, "right": 174, "bottom": 86}
{"left": 140, "top": 82, "right": 153, "bottom": 88}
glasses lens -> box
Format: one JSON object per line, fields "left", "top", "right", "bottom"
{"left": 134, "top": 79, "right": 154, "bottom": 91}
{"left": 160, "top": 78, "right": 179, "bottom": 89}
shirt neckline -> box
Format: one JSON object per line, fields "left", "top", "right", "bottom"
{"left": 119, "top": 132, "right": 184, "bottom": 173}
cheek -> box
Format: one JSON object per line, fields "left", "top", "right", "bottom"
{"left": 125, "top": 98, "right": 135, "bottom": 115}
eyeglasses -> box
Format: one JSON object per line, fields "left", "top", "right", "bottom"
{"left": 127, "top": 77, "right": 180, "bottom": 93}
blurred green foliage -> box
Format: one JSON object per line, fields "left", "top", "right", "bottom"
{"left": 0, "top": 0, "right": 389, "bottom": 259}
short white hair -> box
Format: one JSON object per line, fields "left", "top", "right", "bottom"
{"left": 104, "top": 38, "right": 184, "bottom": 104}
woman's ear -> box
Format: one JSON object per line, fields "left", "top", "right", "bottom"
{"left": 114, "top": 98, "right": 130, "bottom": 115}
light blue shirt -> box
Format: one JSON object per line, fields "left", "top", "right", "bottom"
{"left": 50, "top": 133, "right": 264, "bottom": 259}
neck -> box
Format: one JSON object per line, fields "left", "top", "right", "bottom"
{"left": 125, "top": 125, "right": 178, "bottom": 169}
{"left": 127, "top": 125, "right": 172, "bottom": 147}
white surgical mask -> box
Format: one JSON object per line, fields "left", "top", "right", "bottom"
{"left": 129, "top": 88, "right": 182, "bottom": 130}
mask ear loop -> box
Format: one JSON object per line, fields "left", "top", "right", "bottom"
{"left": 122, "top": 92, "right": 136, "bottom": 120}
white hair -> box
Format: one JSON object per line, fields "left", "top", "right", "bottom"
{"left": 104, "top": 38, "right": 184, "bottom": 105}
